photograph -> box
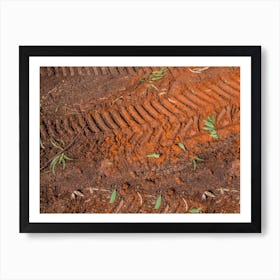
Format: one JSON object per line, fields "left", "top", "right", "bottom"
{"left": 20, "top": 45, "right": 260, "bottom": 232}
{"left": 39, "top": 65, "right": 240, "bottom": 214}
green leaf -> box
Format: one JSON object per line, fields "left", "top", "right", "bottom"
{"left": 63, "top": 154, "right": 73, "bottom": 160}
{"left": 203, "top": 114, "right": 219, "bottom": 139}
{"left": 152, "top": 71, "right": 163, "bottom": 76}
{"left": 50, "top": 138, "right": 63, "bottom": 150}
{"left": 195, "top": 156, "right": 203, "bottom": 161}
{"left": 193, "top": 159, "right": 197, "bottom": 171}
{"left": 59, "top": 153, "right": 64, "bottom": 163}
{"left": 151, "top": 77, "right": 162, "bottom": 81}
{"left": 189, "top": 207, "right": 203, "bottom": 213}
{"left": 147, "top": 153, "right": 161, "bottom": 158}
{"left": 109, "top": 189, "right": 117, "bottom": 204}
{"left": 50, "top": 155, "right": 60, "bottom": 174}
{"left": 204, "top": 120, "right": 214, "bottom": 128}
{"left": 177, "top": 142, "right": 186, "bottom": 152}
{"left": 155, "top": 195, "right": 162, "bottom": 209}
{"left": 40, "top": 138, "right": 45, "bottom": 149}
{"left": 210, "top": 130, "right": 219, "bottom": 139}
{"left": 61, "top": 158, "right": 66, "bottom": 169}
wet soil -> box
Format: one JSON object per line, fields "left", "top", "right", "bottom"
{"left": 40, "top": 66, "right": 240, "bottom": 213}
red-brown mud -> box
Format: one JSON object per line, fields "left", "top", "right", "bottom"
{"left": 40, "top": 67, "right": 240, "bottom": 213}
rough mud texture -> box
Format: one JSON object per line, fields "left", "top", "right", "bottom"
{"left": 40, "top": 66, "right": 240, "bottom": 213}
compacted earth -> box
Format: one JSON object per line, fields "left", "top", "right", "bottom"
{"left": 40, "top": 66, "right": 240, "bottom": 213}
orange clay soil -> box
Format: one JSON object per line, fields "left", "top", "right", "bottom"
{"left": 40, "top": 66, "right": 240, "bottom": 213}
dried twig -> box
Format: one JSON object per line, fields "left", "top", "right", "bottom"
{"left": 188, "top": 67, "right": 209, "bottom": 73}
{"left": 115, "top": 199, "right": 124, "bottom": 213}
{"left": 136, "top": 191, "right": 143, "bottom": 206}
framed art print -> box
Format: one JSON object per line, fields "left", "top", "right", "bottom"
{"left": 19, "top": 46, "right": 261, "bottom": 233}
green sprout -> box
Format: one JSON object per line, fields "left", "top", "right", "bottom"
{"left": 140, "top": 67, "right": 167, "bottom": 83}
{"left": 109, "top": 189, "right": 117, "bottom": 204}
{"left": 155, "top": 195, "right": 162, "bottom": 209}
{"left": 177, "top": 142, "right": 186, "bottom": 152}
{"left": 189, "top": 207, "right": 203, "bottom": 213}
{"left": 49, "top": 138, "right": 72, "bottom": 174}
{"left": 203, "top": 114, "right": 219, "bottom": 139}
{"left": 40, "top": 138, "right": 45, "bottom": 149}
{"left": 192, "top": 156, "right": 204, "bottom": 171}
{"left": 147, "top": 153, "right": 161, "bottom": 159}
{"left": 50, "top": 153, "right": 72, "bottom": 174}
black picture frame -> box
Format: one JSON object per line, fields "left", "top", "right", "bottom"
{"left": 20, "top": 46, "right": 261, "bottom": 233}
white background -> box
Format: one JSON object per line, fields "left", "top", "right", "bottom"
{"left": 0, "top": 0, "right": 279, "bottom": 280}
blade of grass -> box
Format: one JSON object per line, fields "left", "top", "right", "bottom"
{"left": 177, "top": 142, "right": 186, "bottom": 152}
{"left": 147, "top": 153, "right": 161, "bottom": 158}
{"left": 50, "top": 138, "right": 63, "bottom": 150}
{"left": 40, "top": 138, "right": 45, "bottom": 149}
{"left": 58, "top": 153, "right": 64, "bottom": 163}
{"left": 151, "top": 77, "right": 162, "bottom": 81}
{"left": 50, "top": 155, "right": 60, "bottom": 174}
{"left": 61, "top": 157, "right": 66, "bottom": 169}
{"left": 155, "top": 195, "right": 162, "bottom": 209}
{"left": 109, "top": 189, "right": 117, "bottom": 204}
{"left": 195, "top": 156, "right": 204, "bottom": 161}
{"left": 204, "top": 120, "right": 214, "bottom": 127}
{"left": 189, "top": 207, "right": 203, "bottom": 213}
{"left": 192, "top": 159, "right": 197, "bottom": 170}
{"left": 63, "top": 154, "right": 73, "bottom": 160}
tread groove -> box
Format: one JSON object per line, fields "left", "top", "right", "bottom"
{"left": 127, "top": 106, "right": 147, "bottom": 125}
{"left": 119, "top": 107, "right": 140, "bottom": 128}
{"left": 185, "top": 86, "right": 216, "bottom": 107}
{"left": 172, "top": 94, "right": 198, "bottom": 112}
{"left": 63, "top": 117, "right": 75, "bottom": 135}
{"left": 93, "top": 112, "right": 112, "bottom": 132}
{"left": 160, "top": 98, "right": 187, "bottom": 117}
{"left": 110, "top": 110, "right": 129, "bottom": 129}
{"left": 84, "top": 113, "right": 100, "bottom": 133}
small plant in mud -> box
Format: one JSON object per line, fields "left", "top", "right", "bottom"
{"left": 155, "top": 194, "right": 162, "bottom": 209}
{"left": 192, "top": 156, "right": 204, "bottom": 171}
{"left": 49, "top": 138, "right": 73, "bottom": 174}
{"left": 189, "top": 207, "right": 203, "bottom": 213}
{"left": 140, "top": 67, "right": 167, "bottom": 85}
{"left": 50, "top": 153, "right": 72, "bottom": 174}
{"left": 109, "top": 189, "right": 117, "bottom": 204}
{"left": 203, "top": 114, "right": 219, "bottom": 139}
